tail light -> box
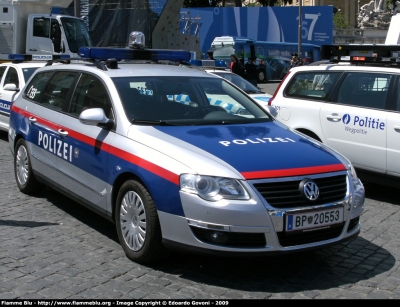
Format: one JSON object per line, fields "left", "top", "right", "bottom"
{"left": 268, "top": 71, "right": 291, "bottom": 105}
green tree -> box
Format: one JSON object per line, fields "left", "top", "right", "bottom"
{"left": 333, "top": 11, "right": 348, "bottom": 28}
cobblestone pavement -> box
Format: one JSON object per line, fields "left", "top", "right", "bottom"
{"left": 1, "top": 131, "right": 400, "bottom": 300}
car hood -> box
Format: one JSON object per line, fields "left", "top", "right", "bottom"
{"left": 129, "top": 121, "right": 346, "bottom": 180}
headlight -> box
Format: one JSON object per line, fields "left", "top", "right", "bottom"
{"left": 180, "top": 174, "right": 250, "bottom": 202}
{"left": 348, "top": 162, "right": 357, "bottom": 181}
{"left": 343, "top": 159, "right": 359, "bottom": 187}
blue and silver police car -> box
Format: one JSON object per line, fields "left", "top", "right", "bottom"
{"left": 8, "top": 47, "right": 365, "bottom": 263}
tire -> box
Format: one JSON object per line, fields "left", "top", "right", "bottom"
{"left": 115, "top": 179, "right": 168, "bottom": 264}
{"left": 257, "top": 69, "right": 267, "bottom": 83}
{"left": 14, "top": 139, "right": 44, "bottom": 194}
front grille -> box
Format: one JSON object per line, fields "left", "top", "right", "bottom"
{"left": 347, "top": 217, "right": 359, "bottom": 232}
{"left": 277, "top": 222, "right": 345, "bottom": 247}
{"left": 190, "top": 226, "right": 266, "bottom": 248}
{"left": 253, "top": 174, "right": 347, "bottom": 208}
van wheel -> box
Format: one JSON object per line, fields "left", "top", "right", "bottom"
{"left": 258, "top": 69, "right": 267, "bottom": 83}
{"left": 115, "top": 179, "right": 168, "bottom": 264}
{"left": 14, "top": 139, "right": 44, "bottom": 194}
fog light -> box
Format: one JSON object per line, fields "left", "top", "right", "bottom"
{"left": 209, "top": 231, "right": 228, "bottom": 244}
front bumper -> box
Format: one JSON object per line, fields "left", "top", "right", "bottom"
{"left": 158, "top": 172, "right": 364, "bottom": 255}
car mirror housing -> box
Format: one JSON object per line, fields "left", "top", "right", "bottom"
{"left": 79, "top": 108, "right": 113, "bottom": 128}
{"left": 3, "top": 83, "right": 19, "bottom": 91}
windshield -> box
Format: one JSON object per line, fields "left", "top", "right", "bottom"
{"left": 113, "top": 76, "right": 271, "bottom": 125}
{"left": 213, "top": 46, "right": 235, "bottom": 61}
{"left": 211, "top": 71, "right": 263, "bottom": 94}
{"left": 61, "top": 17, "right": 93, "bottom": 53}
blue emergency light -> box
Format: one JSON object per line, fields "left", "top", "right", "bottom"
{"left": 189, "top": 59, "right": 227, "bottom": 68}
{"left": 8, "top": 54, "right": 70, "bottom": 61}
{"left": 78, "top": 47, "right": 191, "bottom": 62}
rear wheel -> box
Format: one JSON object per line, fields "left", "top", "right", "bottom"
{"left": 115, "top": 179, "right": 168, "bottom": 263}
{"left": 14, "top": 139, "right": 44, "bottom": 194}
{"left": 257, "top": 69, "right": 267, "bottom": 83}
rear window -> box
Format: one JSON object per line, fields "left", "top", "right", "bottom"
{"left": 285, "top": 72, "right": 341, "bottom": 100}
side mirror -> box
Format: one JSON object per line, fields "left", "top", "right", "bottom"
{"left": 79, "top": 108, "right": 114, "bottom": 128}
{"left": 264, "top": 105, "right": 278, "bottom": 118}
{"left": 3, "top": 84, "right": 19, "bottom": 92}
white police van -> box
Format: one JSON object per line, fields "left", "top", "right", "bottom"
{"left": 268, "top": 45, "right": 400, "bottom": 187}
{"left": 8, "top": 46, "right": 364, "bottom": 263}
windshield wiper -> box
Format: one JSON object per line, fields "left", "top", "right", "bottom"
{"left": 131, "top": 119, "right": 180, "bottom": 126}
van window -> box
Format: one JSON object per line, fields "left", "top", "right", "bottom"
{"left": 4, "top": 67, "right": 19, "bottom": 88}
{"left": 396, "top": 79, "right": 400, "bottom": 111}
{"left": 337, "top": 73, "right": 392, "bottom": 109}
{"left": 285, "top": 72, "right": 341, "bottom": 100}
{"left": 33, "top": 18, "right": 50, "bottom": 38}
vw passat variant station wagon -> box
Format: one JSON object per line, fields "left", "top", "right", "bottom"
{"left": 8, "top": 47, "right": 365, "bottom": 263}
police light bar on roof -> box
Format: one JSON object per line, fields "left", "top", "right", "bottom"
{"left": 8, "top": 54, "right": 71, "bottom": 61}
{"left": 321, "top": 44, "right": 400, "bottom": 64}
{"left": 78, "top": 47, "right": 192, "bottom": 62}
{"left": 189, "top": 59, "right": 227, "bottom": 68}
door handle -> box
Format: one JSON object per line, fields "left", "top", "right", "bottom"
{"left": 326, "top": 113, "right": 341, "bottom": 122}
{"left": 28, "top": 117, "right": 37, "bottom": 124}
{"left": 58, "top": 129, "right": 68, "bottom": 138}
{"left": 394, "top": 125, "right": 400, "bottom": 131}
{"left": 29, "top": 49, "right": 37, "bottom": 51}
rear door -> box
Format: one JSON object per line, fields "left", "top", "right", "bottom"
{"left": 320, "top": 72, "right": 393, "bottom": 173}
{"left": 19, "top": 70, "right": 64, "bottom": 185}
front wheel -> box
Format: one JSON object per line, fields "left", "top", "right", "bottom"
{"left": 14, "top": 139, "right": 44, "bottom": 194}
{"left": 115, "top": 179, "right": 168, "bottom": 263}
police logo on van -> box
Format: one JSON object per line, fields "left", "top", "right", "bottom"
{"left": 342, "top": 113, "right": 385, "bottom": 130}
{"left": 342, "top": 114, "right": 351, "bottom": 125}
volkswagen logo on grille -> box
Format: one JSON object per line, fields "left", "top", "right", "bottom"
{"left": 299, "top": 179, "right": 320, "bottom": 201}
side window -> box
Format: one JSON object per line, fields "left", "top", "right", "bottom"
{"left": 0, "top": 66, "right": 7, "bottom": 84}
{"left": 69, "top": 74, "right": 112, "bottom": 118}
{"left": 33, "top": 17, "right": 50, "bottom": 38}
{"left": 39, "top": 71, "right": 77, "bottom": 111}
{"left": 285, "top": 72, "right": 341, "bottom": 99}
{"left": 337, "top": 73, "right": 392, "bottom": 109}
{"left": 4, "top": 67, "right": 19, "bottom": 88}
{"left": 24, "top": 71, "right": 53, "bottom": 102}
